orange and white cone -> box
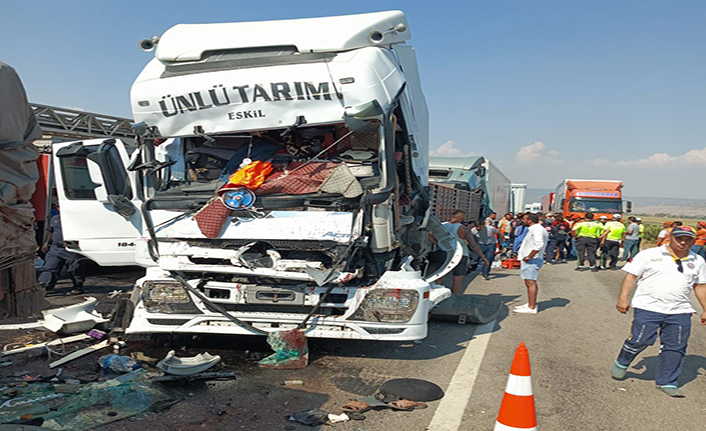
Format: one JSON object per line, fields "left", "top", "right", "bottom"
{"left": 494, "top": 342, "right": 537, "bottom": 430}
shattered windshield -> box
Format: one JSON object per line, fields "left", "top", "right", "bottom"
{"left": 151, "top": 122, "right": 381, "bottom": 206}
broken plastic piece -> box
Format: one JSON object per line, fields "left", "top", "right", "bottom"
{"left": 49, "top": 340, "right": 110, "bottom": 369}
{"left": 41, "top": 297, "right": 108, "bottom": 334}
{"left": 156, "top": 350, "right": 221, "bottom": 376}
{"left": 2, "top": 334, "right": 91, "bottom": 356}
{"left": 328, "top": 412, "right": 350, "bottom": 423}
{"left": 258, "top": 329, "right": 309, "bottom": 370}
{"left": 87, "top": 329, "right": 107, "bottom": 340}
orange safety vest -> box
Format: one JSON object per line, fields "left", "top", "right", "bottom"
{"left": 696, "top": 228, "right": 706, "bottom": 247}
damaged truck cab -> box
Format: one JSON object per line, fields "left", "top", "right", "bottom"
{"left": 53, "top": 11, "right": 461, "bottom": 341}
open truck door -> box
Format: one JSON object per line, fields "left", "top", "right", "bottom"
{"left": 52, "top": 138, "right": 142, "bottom": 266}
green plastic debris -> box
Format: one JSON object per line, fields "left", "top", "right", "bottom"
{"left": 258, "top": 329, "right": 309, "bottom": 369}
{"left": 0, "top": 369, "right": 177, "bottom": 430}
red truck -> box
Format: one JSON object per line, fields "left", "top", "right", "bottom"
{"left": 554, "top": 179, "right": 631, "bottom": 220}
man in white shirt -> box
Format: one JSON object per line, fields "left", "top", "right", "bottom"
{"left": 514, "top": 213, "right": 548, "bottom": 314}
{"left": 610, "top": 227, "right": 706, "bottom": 397}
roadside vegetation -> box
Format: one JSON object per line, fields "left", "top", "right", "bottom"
{"left": 632, "top": 215, "right": 703, "bottom": 248}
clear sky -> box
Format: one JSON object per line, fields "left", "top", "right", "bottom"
{"left": 2, "top": 0, "right": 704, "bottom": 198}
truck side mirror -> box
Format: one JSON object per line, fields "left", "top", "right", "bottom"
{"left": 625, "top": 201, "right": 632, "bottom": 213}
{"left": 87, "top": 139, "right": 136, "bottom": 218}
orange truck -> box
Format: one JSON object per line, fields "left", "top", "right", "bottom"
{"left": 554, "top": 179, "right": 631, "bottom": 220}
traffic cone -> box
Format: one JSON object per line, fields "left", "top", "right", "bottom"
{"left": 494, "top": 342, "right": 537, "bottom": 430}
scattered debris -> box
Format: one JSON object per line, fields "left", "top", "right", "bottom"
{"left": 0, "top": 321, "right": 46, "bottom": 331}
{"left": 347, "top": 412, "right": 366, "bottom": 421}
{"left": 2, "top": 334, "right": 91, "bottom": 357}
{"left": 107, "top": 290, "right": 123, "bottom": 298}
{"left": 244, "top": 350, "right": 268, "bottom": 362}
{"left": 328, "top": 412, "right": 350, "bottom": 423}
{"left": 259, "top": 329, "right": 309, "bottom": 370}
{"left": 87, "top": 329, "right": 106, "bottom": 340}
{"left": 98, "top": 354, "right": 141, "bottom": 373}
{"left": 156, "top": 350, "right": 221, "bottom": 376}
{"left": 282, "top": 380, "right": 304, "bottom": 386}
{"left": 388, "top": 399, "right": 428, "bottom": 411}
{"left": 0, "top": 369, "right": 177, "bottom": 429}
{"left": 289, "top": 408, "right": 329, "bottom": 426}
{"left": 374, "top": 378, "right": 445, "bottom": 402}
{"left": 342, "top": 400, "right": 372, "bottom": 413}
{"left": 618, "top": 388, "right": 627, "bottom": 392}
{"left": 49, "top": 340, "right": 110, "bottom": 368}
{"left": 130, "top": 351, "right": 159, "bottom": 365}
{"left": 41, "top": 297, "right": 108, "bottom": 334}
{"left": 151, "top": 371, "right": 236, "bottom": 383}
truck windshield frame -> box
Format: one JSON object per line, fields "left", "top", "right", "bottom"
{"left": 569, "top": 197, "right": 622, "bottom": 213}
{"left": 140, "top": 119, "right": 389, "bottom": 212}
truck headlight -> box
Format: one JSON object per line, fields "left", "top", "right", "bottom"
{"left": 349, "top": 289, "right": 419, "bottom": 323}
{"left": 142, "top": 281, "right": 202, "bottom": 314}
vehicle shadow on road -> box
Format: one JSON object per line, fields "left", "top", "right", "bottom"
{"left": 628, "top": 354, "right": 706, "bottom": 386}
{"left": 309, "top": 293, "right": 522, "bottom": 363}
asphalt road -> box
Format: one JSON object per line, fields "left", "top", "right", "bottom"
{"left": 11, "top": 262, "right": 706, "bottom": 430}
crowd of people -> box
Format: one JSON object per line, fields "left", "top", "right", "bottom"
{"left": 443, "top": 209, "right": 706, "bottom": 397}
{"left": 463, "top": 211, "right": 706, "bottom": 277}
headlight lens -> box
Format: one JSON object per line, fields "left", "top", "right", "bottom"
{"left": 350, "top": 288, "right": 419, "bottom": 323}
{"left": 142, "top": 281, "right": 202, "bottom": 314}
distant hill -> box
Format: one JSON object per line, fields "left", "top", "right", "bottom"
{"left": 524, "top": 188, "right": 706, "bottom": 217}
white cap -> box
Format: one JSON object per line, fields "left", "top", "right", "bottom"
{"left": 599, "top": 215, "right": 608, "bottom": 219}
{"left": 613, "top": 214, "right": 622, "bottom": 219}
{"left": 636, "top": 217, "right": 642, "bottom": 221}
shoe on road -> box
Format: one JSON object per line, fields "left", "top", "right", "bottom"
{"left": 574, "top": 266, "right": 583, "bottom": 271}
{"left": 610, "top": 362, "right": 627, "bottom": 380}
{"left": 590, "top": 266, "right": 599, "bottom": 272}
{"left": 657, "top": 386, "right": 685, "bottom": 398}
{"left": 513, "top": 304, "right": 538, "bottom": 314}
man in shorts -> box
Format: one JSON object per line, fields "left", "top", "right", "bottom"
{"left": 443, "top": 210, "right": 489, "bottom": 295}
{"left": 514, "top": 213, "right": 549, "bottom": 314}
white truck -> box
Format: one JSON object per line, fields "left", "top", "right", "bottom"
{"left": 52, "top": 11, "right": 464, "bottom": 341}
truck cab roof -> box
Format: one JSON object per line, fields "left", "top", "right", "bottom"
{"left": 154, "top": 11, "right": 410, "bottom": 62}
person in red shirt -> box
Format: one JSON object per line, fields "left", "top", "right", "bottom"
{"left": 545, "top": 213, "right": 571, "bottom": 263}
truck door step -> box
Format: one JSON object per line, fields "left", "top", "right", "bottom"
{"left": 430, "top": 295, "right": 502, "bottom": 324}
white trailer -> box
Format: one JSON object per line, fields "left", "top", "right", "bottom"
{"left": 52, "top": 11, "right": 462, "bottom": 341}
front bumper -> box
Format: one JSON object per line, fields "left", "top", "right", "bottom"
{"left": 126, "top": 269, "right": 451, "bottom": 341}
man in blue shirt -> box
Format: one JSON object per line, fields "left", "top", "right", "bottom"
{"left": 39, "top": 211, "right": 86, "bottom": 295}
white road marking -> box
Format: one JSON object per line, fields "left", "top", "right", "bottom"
{"left": 427, "top": 319, "right": 497, "bottom": 431}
